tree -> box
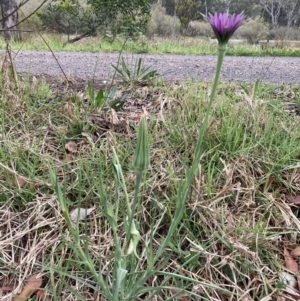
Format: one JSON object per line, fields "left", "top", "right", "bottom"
{"left": 0, "top": 0, "right": 19, "bottom": 40}
{"left": 174, "top": 0, "right": 201, "bottom": 34}
{"left": 161, "top": 0, "right": 175, "bottom": 16}
{"left": 201, "top": 0, "right": 220, "bottom": 16}
{"left": 39, "top": 0, "right": 95, "bottom": 41}
{"left": 86, "top": 0, "right": 152, "bottom": 38}
{"left": 260, "top": 0, "right": 283, "bottom": 27}
{"left": 39, "top": 0, "right": 152, "bottom": 42}
{"left": 226, "top": 0, "right": 262, "bottom": 17}
{"left": 281, "top": 0, "right": 300, "bottom": 27}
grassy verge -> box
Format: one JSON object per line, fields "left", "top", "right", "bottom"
{"left": 1, "top": 71, "right": 300, "bottom": 300}
{"left": 1, "top": 34, "right": 300, "bottom": 56}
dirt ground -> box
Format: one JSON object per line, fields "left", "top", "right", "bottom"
{"left": 11, "top": 50, "right": 300, "bottom": 87}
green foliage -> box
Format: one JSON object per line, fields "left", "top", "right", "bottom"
{"left": 133, "top": 116, "right": 150, "bottom": 172}
{"left": 38, "top": 0, "right": 152, "bottom": 40}
{"left": 112, "top": 57, "right": 158, "bottom": 84}
{"left": 3, "top": 34, "right": 300, "bottom": 56}
{"left": 15, "top": 0, "right": 44, "bottom": 32}
{"left": 2, "top": 72, "right": 300, "bottom": 300}
{"left": 38, "top": 0, "right": 95, "bottom": 36}
{"left": 87, "top": 84, "right": 127, "bottom": 110}
{"left": 174, "top": 0, "right": 201, "bottom": 34}
{"left": 87, "top": 0, "right": 152, "bottom": 38}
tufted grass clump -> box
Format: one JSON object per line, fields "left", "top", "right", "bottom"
{"left": 1, "top": 73, "right": 300, "bottom": 300}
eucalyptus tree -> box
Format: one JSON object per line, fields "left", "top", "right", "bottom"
{"left": 259, "top": 0, "right": 283, "bottom": 27}
{"left": 228, "top": 0, "right": 261, "bottom": 17}
{"left": 281, "top": 0, "right": 300, "bottom": 27}
{"left": 0, "top": 0, "right": 19, "bottom": 40}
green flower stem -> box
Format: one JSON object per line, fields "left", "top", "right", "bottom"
{"left": 197, "top": 44, "right": 227, "bottom": 156}
{"left": 155, "top": 44, "right": 227, "bottom": 260}
{"left": 188, "top": 44, "right": 227, "bottom": 180}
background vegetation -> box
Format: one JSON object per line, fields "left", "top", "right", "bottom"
{"left": 12, "top": 0, "right": 300, "bottom": 43}
{"left": 2, "top": 0, "right": 296, "bottom": 57}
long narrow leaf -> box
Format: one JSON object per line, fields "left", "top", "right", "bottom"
{"left": 121, "top": 57, "right": 131, "bottom": 78}
{"left": 111, "top": 64, "right": 128, "bottom": 82}
{"left": 87, "top": 82, "right": 94, "bottom": 102}
{"left": 135, "top": 58, "right": 142, "bottom": 75}
{"left": 95, "top": 88, "right": 105, "bottom": 106}
{"left": 108, "top": 86, "right": 118, "bottom": 100}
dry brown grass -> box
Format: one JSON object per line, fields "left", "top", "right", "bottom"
{"left": 0, "top": 71, "right": 300, "bottom": 300}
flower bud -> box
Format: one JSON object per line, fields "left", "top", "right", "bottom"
{"left": 208, "top": 12, "right": 244, "bottom": 46}
{"left": 133, "top": 116, "right": 150, "bottom": 172}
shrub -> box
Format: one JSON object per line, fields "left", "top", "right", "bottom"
{"left": 285, "top": 27, "right": 300, "bottom": 40}
{"left": 185, "top": 20, "right": 213, "bottom": 37}
{"left": 147, "top": 0, "right": 180, "bottom": 37}
{"left": 38, "top": 1, "right": 91, "bottom": 35}
{"left": 24, "top": 14, "right": 43, "bottom": 30}
{"left": 269, "top": 26, "right": 300, "bottom": 42}
{"left": 17, "top": 0, "right": 45, "bottom": 30}
{"left": 174, "top": 0, "right": 201, "bottom": 34}
{"left": 238, "top": 17, "right": 269, "bottom": 44}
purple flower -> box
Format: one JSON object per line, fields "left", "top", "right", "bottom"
{"left": 208, "top": 12, "right": 244, "bottom": 45}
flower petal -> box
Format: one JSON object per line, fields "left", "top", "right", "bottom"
{"left": 208, "top": 12, "right": 244, "bottom": 45}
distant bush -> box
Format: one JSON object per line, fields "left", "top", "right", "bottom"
{"left": 285, "top": 28, "right": 300, "bottom": 40}
{"left": 269, "top": 26, "right": 300, "bottom": 42}
{"left": 238, "top": 17, "right": 269, "bottom": 44}
{"left": 16, "top": 11, "right": 43, "bottom": 33}
{"left": 147, "top": 0, "right": 180, "bottom": 37}
{"left": 185, "top": 21, "right": 213, "bottom": 37}
{"left": 174, "top": 0, "right": 201, "bottom": 34}
{"left": 16, "top": 0, "right": 44, "bottom": 30}
{"left": 38, "top": 1, "right": 90, "bottom": 35}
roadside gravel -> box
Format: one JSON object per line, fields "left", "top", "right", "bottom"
{"left": 12, "top": 50, "right": 300, "bottom": 85}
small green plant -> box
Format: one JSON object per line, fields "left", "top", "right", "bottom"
{"left": 48, "top": 12, "right": 244, "bottom": 301}
{"left": 3, "top": 45, "right": 300, "bottom": 300}
{"left": 49, "top": 117, "right": 223, "bottom": 300}
{"left": 112, "top": 57, "right": 158, "bottom": 84}
{"left": 87, "top": 83, "right": 127, "bottom": 110}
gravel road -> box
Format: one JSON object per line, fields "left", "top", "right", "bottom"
{"left": 12, "top": 50, "right": 300, "bottom": 85}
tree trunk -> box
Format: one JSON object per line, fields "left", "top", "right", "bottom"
{"left": 260, "top": 0, "right": 283, "bottom": 28}
{"left": 0, "top": 0, "right": 19, "bottom": 40}
{"left": 283, "top": 0, "right": 300, "bottom": 27}
{"left": 161, "top": 0, "right": 175, "bottom": 16}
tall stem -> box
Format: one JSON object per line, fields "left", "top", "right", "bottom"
{"left": 195, "top": 44, "right": 227, "bottom": 159}
{"left": 186, "top": 44, "right": 227, "bottom": 193}
{"left": 155, "top": 44, "right": 227, "bottom": 259}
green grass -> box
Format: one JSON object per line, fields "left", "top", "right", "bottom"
{"left": 2, "top": 34, "right": 300, "bottom": 57}
{"left": 1, "top": 70, "right": 300, "bottom": 300}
